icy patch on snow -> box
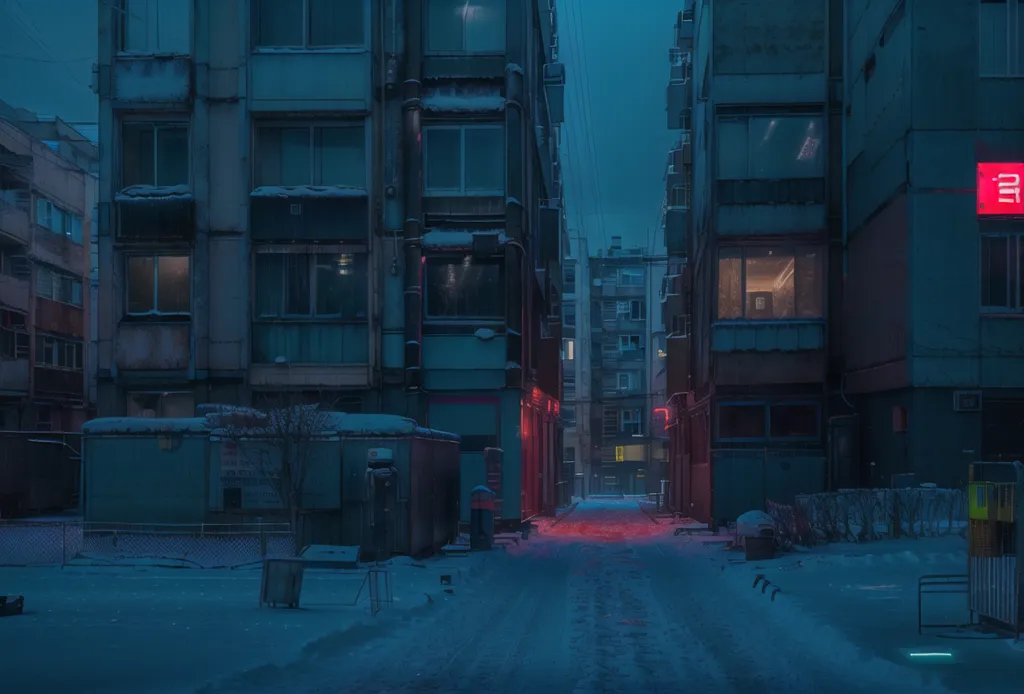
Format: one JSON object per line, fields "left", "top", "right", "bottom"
{"left": 421, "top": 85, "right": 505, "bottom": 112}
{"left": 115, "top": 184, "right": 193, "bottom": 201}
{"left": 250, "top": 185, "right": 367, "bottom": 198}
{"left": 421, "top": 229, "right": 506, "bottom": 249}
{"left": 83, "top": 416, "right": 209, "bottom": 435}
{"left": 474, "top": 328, "right": 496, "bottom": 340}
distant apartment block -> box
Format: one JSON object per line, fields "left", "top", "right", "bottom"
{"left": 0, "top": 103, "right": 97, "bottom": 430}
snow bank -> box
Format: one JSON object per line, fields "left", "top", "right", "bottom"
{"left": 250, "top": 185, "right": 368, "bottom": 198}
{"left": 421, "top": 229, "right": 506, "bottom": 249}
{"left": 115, "top": 184, "right": 193, "bottom": 201}
{"left": 83, "top": 416, "right": 209, "bottom": 435}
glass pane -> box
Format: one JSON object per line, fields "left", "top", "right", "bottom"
{"left": 156, "top": 256, "right": 190, "bottom": 313}
{"left": 464, "top": 127, "right": 505, "bottom": 192}
{"left": 317, "top": 253, "right": 368, "bottom": 318}
{"left": 154, "top": 0, "right": 190, "bottom": 53}
{"left": 716, "top": 118, "right": 748, "bottom": 180}
{"left": 309, "top": 0, "right": 364, "bottom": 46}
{"left": 284, "top": 254, "right": 311, "bottom": 315}
{"left": 464, "top": 0, "right": 506, "bottom": 53}
{"left": 716, "top": 250, "right": 742, "bottom": 319}
{"left": 122, "top": 0, "right": 152, "bottom": 51}
{"left": 718, "top": 404, "right": 765, "bottom": 439}
{"left": 156, "top": 126, "right": 189, "bottom": 186}
{"left": 748, "top": 116, "right": 824, "bottom": 179}
{"left": 425, "top": 258, "right": 503, "bottom": 317}
{"left": 981, "top": 236, "right": 1010, "bottom": 308}
{"left": 979, "top": 0, "right": 1009, "bottom": 74}
{"left": 744, "top": 248, "right": 796, "bottom": 319}
{"left": 256, "top": 0, "right": 304, "bottom": 46}
{"left": 426, "top": 0, "right": 466, "bottom": 51}
{"left": 126, "top": 256, "right": 155, "bottom": 313}
{"left": 255, "top": 254, "right": 283, "bottom": 316}
{"left": 794, "top": 248, "right": 824, "bottom": 317}
{"left": 769, "top": 404, "right": 819, "bottom": 438}
{"left": 256, "top": 128, "right": 311, "bottom": 187}
{"left": 424, "top": 128, "right": 462, "bottom": 191}
{"left": 122, "top": 123, "right": 156, "bottom": 187}
{"left": 315, "top": 256, "right": 344, "bottom": 315}
{"left": 319, "top": 126, "right": 366, "bottom": 187}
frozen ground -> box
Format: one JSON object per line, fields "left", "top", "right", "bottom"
{"left": 2, "top": 499, "right": 1022, "bottom": 693}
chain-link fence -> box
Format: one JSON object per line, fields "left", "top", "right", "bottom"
{"left": 0, "top": 521, "right": 296, "bottom": 568}
{"left": 767, "top": 487, "right": 968, "bottom": 550}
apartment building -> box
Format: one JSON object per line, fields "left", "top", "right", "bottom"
{"left": 843, "top": 0, "right": 1024, "bottom": 488}
{"left": 670, "top": 0, "right": 842, "bottom": 524}
{"left": 562, "top": 231, "right": 591, "bottom": 499}
{"left": 95, "top": 0, "right": 567, "bottom": 522}
{"left": 0, "top": 104, "right": 97, "bottom": 431}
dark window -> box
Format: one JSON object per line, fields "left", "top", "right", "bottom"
{"left": 769, "top": 403, "right": 819, "bottom": 438}
{"left": 718, "top": 403, "right": 765, "bottom": 439}
{"left": 121, "top": 122, "right": 189, "bottom": 188}
{"left": 564, "top": 446, "right": 576, "bottom": 463}
{"left": 564, "top": 303, "right": 576, "bottom": 326}
{"left": 980, "top": 235, "right": 1022, "bottom": 310}
{"left": 425, "top": 257, "right": 503, "bottom": 318}
{"left": 255, "top": 252, "right": 368, "bottom": 320}
{"left": 460, "top": 434, "right": 499, "bottom": 452}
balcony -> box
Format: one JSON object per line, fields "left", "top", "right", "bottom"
{"left": 250, "top": 192, "right": 369, "bottom": 241}
{"left": 36, "top": 299, "right": 85, "bottom": 339}
{"left": 0, "top": 358, "right": 29, "bottom": 394}
{"left": 112, "top": 57, "right": 192, "bottom": 105}
{"left": 33, "top": 366, "right": 84, "bottom": 399}
{"left": 116, "top": 191, "right": 196, "bottom": 241}
{"left": 666, "top": 208, "right": 688, "bottom": 256}
{"left": 0, "top": 274, "right": 29, "bottom": 312}
{"left": 249, "top": 51, "right": 371, "bottom": 112}
{"left": 712, "top": 320, "right": 825, "bottom": 352}
{"left": 0, "top": 202, "right": 30, "bottom": 245}
{"left": 31, "top": 231, "right": 86, "bottom": 277}
{"left": 115, "top": 322, "right": 191, "bottom": 372}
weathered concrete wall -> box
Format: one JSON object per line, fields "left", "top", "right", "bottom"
{"left": 713, "top": 0, "right": 826, "bottom": 75}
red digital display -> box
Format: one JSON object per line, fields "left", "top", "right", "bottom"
{"left": 977, "top": 163, "right": 1024, "bottom": 216}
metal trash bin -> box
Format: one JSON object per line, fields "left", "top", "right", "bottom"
{"left": 470, "top": 485, "right": 496, "bottom": 551}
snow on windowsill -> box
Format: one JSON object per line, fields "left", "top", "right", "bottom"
{"left": 83, "top": 417, "right": 210, "bottom": 435}
{"left": 421, "top": 92, "right": 505, "bottom": 113}
{"left": 250, "top": 185, "right": 368, "bottom": 199}
{"left": 422, "top": 229, "right": 506, "bottom": 249}
{"left": 115, "top": 185, "right": 193, "bottom": 202}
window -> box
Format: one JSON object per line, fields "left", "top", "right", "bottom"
{"left": 562, "top": 338, "right": 575, "bottom": 360}
{"left": 618, "top": 268, "right": 645, "bottom": 286}
{"left": 35, "top": 199, "right": 84, "bottom": 244}
{"left": 35, "top": 334, "right": 83, "bottom": 370}
{"left": 981, "top": 234, "right": 1024, "bottom": 311}
{"left": 426, "top": 0, "right": 506, "bottom": 54}
{"left": 563, "top": 264, "right": 576, "bottom": 290}
{"left": 718, "top": 403, "right": 765, "bottom": 440}
{"left": 255, "top": 252, "right": 369, "bottom": 320}
{"left": 603, "top": 409, "right": 619, "bottom": 436}
{"left": 717, "top": 247, "right": 823, "bottom": 320}
{"left": 122, "top": 122, "right": 189, "bottom": 188}
{"left": 35, "top": 267, "right": 84, "bottom": 306}
{"left": 563, "top": 407, "right": 576, "bottom": 427}
{"left": 127, "top": 391, "right": 195, "bottom": 418}
{"left": 126, "top": 255, "right": 190, "bottom": 315}
{"left": 0, "top": 169, "right": 30, "bottom": 212}
{"left": 564, "top": 303, "right": 576, "bottom": 326}
{"left": 424, "top": 125, "right": 505, "bottom": 196}
{"left": 621, "top": 409, "right": 642, "bottom": 436}
{"left": 769, "top": 403, "right": 819, "bottom": 439}
{"left": 254, "top": 0, "right": 365, "bottom": 48}
{"left": 617, "top": 372, "right": 633, "bottom": 390}
{"left": 564, "top": 446, "right": 576, "bottom": 463}
{"left": 717, "top": 115, "right": 825, "bottom": 180}
{"left": 0, "top": 252, "right": 29, "bottom": 279}
{"left": 424, "top": 257, "right": 503, "bottom": 319}
{"left": 255, "top": 124, "right": 366, "bottom": 188}
{"left": 120, "top": 0, "right": 190, "bottom": 54}
{"left": 624, "top": 300, "right": 646, "bottom": 321}
{"left": 618, "top": 335, "right": 641, "bottom": 351}
{"left": 0, "top": 310, "right": 29, "bottom": 359}
{"left": 980, "top": 0, "right": 1024, "bottom": 76}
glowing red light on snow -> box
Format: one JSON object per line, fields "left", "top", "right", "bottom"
{"left": 977, "top": 163, "right": 1024, "bottom": 216}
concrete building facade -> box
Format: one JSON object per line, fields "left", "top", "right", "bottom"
{"left": 0, "top": 104, "right": 97, "bottom": 430}
{"left": 95, "top": 0, "right": 568, "bottom": 522}
{"left": 562, "top": 231, "right": 591, "bottom": 498}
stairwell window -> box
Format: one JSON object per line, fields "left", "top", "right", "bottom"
{"left": 980, "top": 0, "right": 1024, "bottom": 76}
{"left": 424, "top": 124, "right": 505, "bottom": 196}
{"left": 126, "top": 255, "right": 190, "bottom": 316}
{"left": 120, "top": 0, "right": 191, "bottom": 54}
{"left": 981, "top": 234, "right": 1024, "bottom": 311}
{"left": 424, "top": 256, "right": 503, "bottom": 319}
{"left": 255, "top": 124, "right": 366, "bottom": 188}
{"left": 717, "top": 247, "right": 824, "bottom": 320}
{"left": 426, "top": 0, "right": 506, "bottom": 54}
{"left": 254, "top": 0, "right": 366, "bottom": 49}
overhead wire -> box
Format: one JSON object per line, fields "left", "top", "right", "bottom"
{"left": 2, "top": 0, "right": 92, "bottom": 93}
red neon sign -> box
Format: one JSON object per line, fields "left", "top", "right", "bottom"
{"left": 653, "top": 407, "right": 670, "bottom": 431}
{"left": 977, "top": 163, "right": 1024, "bottom": 216}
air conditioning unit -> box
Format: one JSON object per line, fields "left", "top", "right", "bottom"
{"left": 953, "top": 390, "right": 983, "bottom": 412}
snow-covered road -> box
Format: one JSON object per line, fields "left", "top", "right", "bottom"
{"left": 217, "top": 499, "right": 1019, "bottom": 694}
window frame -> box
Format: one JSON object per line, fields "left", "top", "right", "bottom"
{"left": 253, "top": 121, "right": 369, "bottom": 189}
{"left": 715, "top": 245, "right": 825, "bottom": 322}
{"left": 34, "top": 197, "right": 84, "bottom": 244}
{"left": 252, "top": 0, "right": 369, "bottom": 51}
{"left": 124, "top": 254, "right": 192, "bottom": 317}
{"left": 979, "top": 0, "right": 1023, "bottom": 78}
{"left": 618, "top": 334, "right": 642, "bottom": 351}
{"left": 118, "top": 0, "right": 192, "bottom": 55}
{"left": 119, "top": 118, "right": 191, "bottom": 190}
{"left": 980, "top": 233, "right": 1024, "bottom": 312}
{"left": 423, "top": 255, "right": 505, "bottom": 321}
{"left": 254, "top": 249, "right": 370, "bottom": 322}
{"left": 424, "top": 0, "right": 507, "bottom": 55}
{"left": 620, "top": 408, "right": 642, "bottom": 436}
{"left": 34, "top": 333, "right": 84, "bottom": 371}
{"left": 423, "top": 123, "right": 506, "bottom": 197}
{"left": 716, "top": 113, "right": 826, "bottom": 181}
{"left": 716, "top": 400, "right": 821, "bottom": 442}
{"left": 617, "top": 268, "right": 645, "bottom": 286}
{"left": 35, "top": 265, "right": 84, "bottom": 307}
{"left": 617, "top": 372, "right": 632, "bottom": 390}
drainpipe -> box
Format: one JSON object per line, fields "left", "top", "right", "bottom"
{"left": 402, "top": 0, "right": 423, "bottom": 391}
{"left": 505, "top": 62, "right": 525, "bottom": 389}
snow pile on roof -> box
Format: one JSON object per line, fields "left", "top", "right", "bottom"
{"left": 83, "top": 417, "right": 209, "bottom": 435}
{"left": 115, "top": 185, "right": 193, "bottom": 202}
{"left": 250, "top": 185, "right": 368, "bottom": 198}
{"left": 422, "top": 229, "right": 506, "bottom": 249}
{"left": 422, "top": 85, "right": 504, "bottom": 112}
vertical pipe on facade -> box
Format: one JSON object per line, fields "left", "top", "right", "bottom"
{"left": 402, "top": 1, "right": 423, "bottom": 391}
{"left": 505, "top": 63, "right": 526, "bottom": 386}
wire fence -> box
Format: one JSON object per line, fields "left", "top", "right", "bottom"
{"left": 0, "top": 521, "right": 296, "bottom": 568}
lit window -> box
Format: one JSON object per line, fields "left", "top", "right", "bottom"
{"left": 563, "top": 338, "right": 575, "bottom": 360}
{"left": 126, "top": 255, "right": 190, "bottom": 315}
{"left": 717, "top": 115, "right": 825, "bottom": 180}
{"left": 716, "top": 247, "right": 823, "bottom": 320}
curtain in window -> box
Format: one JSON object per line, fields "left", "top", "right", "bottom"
{"left": 424, "top": 129, "right": 461, "bottom": 191}
{"left": 156, "top": 256, "right": 190, "bottom": 313}
{"left": 256, "top": 0, "right": 304, "bottom": 46}
{"left": 318, "top": 127, "right": 366, "bottom": 188}
{"left": 256, "top": 128, "right": 311, "bottom": 187}
{"left": 464, "top": 128, "right": 505, "bottom": 192}
{"left": 716, "top": 251, "right": 742, "bottom": 318}
{"left": 309, "top": 0, "right": 364, "bottom": 47}
{"left": 426, "top": 0, "right": 466, "bottom": 51}
{"left": 127, "top": 256, "right": 155, "bottom": 313}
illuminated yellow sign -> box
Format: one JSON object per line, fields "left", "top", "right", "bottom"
{"left": 615, "top": 446, "right": 624, "bottom": 462}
